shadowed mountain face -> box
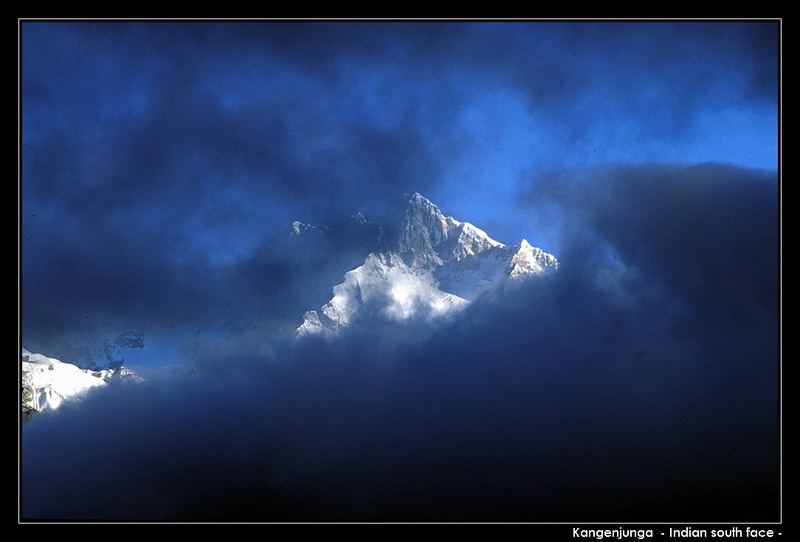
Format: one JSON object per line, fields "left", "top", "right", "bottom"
{"left": 297, "top": 193, "right": 557, "bottom": 336}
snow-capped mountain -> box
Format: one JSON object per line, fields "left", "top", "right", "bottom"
{"left": 21, "top": 348, "right": 140, "bottom": 416}
{"left": 298, "top": 193, "right": 557, "bottom": 336}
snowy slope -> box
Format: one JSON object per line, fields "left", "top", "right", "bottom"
{"left": 21, "top": 348, "right": 139, "bottom": 415}
{"left": 298, "top": 252, "right": 468, "bottom": 335}
{"left": 298, "top": 193, "right": 557, "bottom": 336}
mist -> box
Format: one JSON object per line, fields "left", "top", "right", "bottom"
{"left": 22, "top": 163, "right": 778, "bottom": 521}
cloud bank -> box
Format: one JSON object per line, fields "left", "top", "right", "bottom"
{"left": 22, "top": 164, "right": 779, "bottom": 521}
{"left": 22, "top": 22, "right": 778, "bottom": 361}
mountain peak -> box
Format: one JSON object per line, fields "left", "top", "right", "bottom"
{"left": 290, "top": 221, "right": 328, "bottom": 236}
{"left": 409, "top": 191, "right": 429, "bottom": 201}
{"left": 399, "top": 193, "right": 450, "bottom": 267}
{"left": 406, "top": 192, "right": 439, "bottom": 210}
{"left": 296, "top": 193, "right": 559, "bottom": 336}
{"left": 506, "top": 239, "right": 558, "bottom": 278}
{"left": 291, "top": 221, "right": 309, "bottom": 235}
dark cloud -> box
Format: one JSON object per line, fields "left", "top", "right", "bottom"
{"left": 22, "top": 164, "right": 779, "bottom": 521}
{"left": 21, "top": 22, "right": 779, "bottom": 519}
{"left": 21, "top": 22, "right": 778, "bottom": 357}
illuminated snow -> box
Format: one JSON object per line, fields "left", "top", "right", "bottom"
{"left": 21, "top": 349, "right": 106, "bottom": 413}
{"left": 297, "top": 193, "right": 557, "bottom": 337}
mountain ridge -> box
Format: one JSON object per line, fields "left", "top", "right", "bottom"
{"left": 298, "top": 193, "right": 557, "bottom": 336}
{"left": 22, "top": 348, "right": 140, "bottom": 416}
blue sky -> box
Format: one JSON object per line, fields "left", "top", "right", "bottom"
{"left": 22, "top": 21, "right": 778, "bottom": 362}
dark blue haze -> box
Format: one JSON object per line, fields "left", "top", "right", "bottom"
{"left": 21, "top": 21, "right": 779, "bottom": 522}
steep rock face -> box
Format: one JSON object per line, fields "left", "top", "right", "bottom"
{"left": 506, "top": 239, "right": 559, "bottom": 278}
{"left": 298, "top": 193, "right": 558, "bottom": 337}
{"left": 442, "top": 220, "right": 504, "bottom": 262}
{"left": 398, "top": 193, "right": 452, "bottom": 268}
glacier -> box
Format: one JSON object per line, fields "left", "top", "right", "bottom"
{"left": 21, "top": 348, "right": 140, "bottom": 416}
{"left": 297, "top": 193, "right": 557, "bottom": 336}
